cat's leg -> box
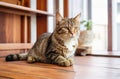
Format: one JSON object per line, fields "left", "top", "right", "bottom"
{"left": 67, "top": 56, "right": 74, "bottom": 66}
{"left": 55, "top": 55, "right": 72, "bottom": 66}
{"left": 27, "top": 49, "right": 38, "bottom": 63}
{"left": 47, "top": 53, "right": 72, "bottom": 66}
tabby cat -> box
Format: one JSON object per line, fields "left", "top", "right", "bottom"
{"left": 5, "top": 12, "right": 81, "bottom": 67}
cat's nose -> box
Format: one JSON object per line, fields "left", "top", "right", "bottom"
{"left": 72, "top": 33, "right": 76, "bottom": 37}
{"left": 70, "top": 33, "right": 76, "bottom": 38}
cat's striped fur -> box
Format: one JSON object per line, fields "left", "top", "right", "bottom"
{"left": 5, "top": 12, "right": 81, "bottom": 66}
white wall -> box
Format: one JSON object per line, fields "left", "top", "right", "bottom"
{"left": 69, "top": 0, "right": 83, "bottom": 19}
{"left": 30, "top": 0, "right": 37, "bottom": 43}
{"left": 47, "top": 0, "right": 55, "bottom": 33}
{"left": 117, "top": 23, "right": 120, "bottom": 50}
{"left": 69, "top": 0, "right": 86, "bottom": 30}
{"left": 91, "top": 0, "right": 108, "bottom": 51}
{"left": 112, "top": 0, "right": 120, "bottom": 51}
{"left": 113, "top": 0, "right": 120, "bottom": 51}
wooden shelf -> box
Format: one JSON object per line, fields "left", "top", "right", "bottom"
{"left": 0, "top": 2, "right": 54, "bottom": 16}
{"left": 0, "top": 43, "right": 33, "bottom": 50}
{"left": 0, "top": 1, "right": 53, "bottom": 56}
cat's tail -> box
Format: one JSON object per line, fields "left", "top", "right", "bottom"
{"left": 5, "top": 53, "right": 28, "bottom": 61}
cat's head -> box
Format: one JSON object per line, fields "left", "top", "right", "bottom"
{"left": 53, "top": 12, "right": 81, "bottom": 41}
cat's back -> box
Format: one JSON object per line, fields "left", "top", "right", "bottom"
{"left": 32, "top": 33, "right": 52, "bottom": 53}
{"left": 38, "top": 33, "right": 51, "bottom": 41}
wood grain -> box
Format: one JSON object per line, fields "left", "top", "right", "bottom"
{"left": 0, "top": 2, "right": 54, "bottom": 16}
{"left": 0, "top": 56, "right": 120, "bottom": 79}
{"left": 108, "top": 0, "right": 112, "bottom": 51}
{"left": 0, "top": 12, "right": 6, "bottom": 43}
{"left": 0, "top": 43, "right": 33, "bottom": 50}
{"left": 0, "top": 0, "right": 18, "bottom": 5}
{"left": 37, "top": 15, "right": 47, "bottom": 37}
{"left": 0, "top": 12, "right": 21, "bottom": 43}
{"left": 37, "top": 0, "right": 48, "bottom": 37}
{"left": 0, "top": 0, "right": 55, "bottom": 55}
{"left": 64, "top": 0, "right": 68, "bottom": 17}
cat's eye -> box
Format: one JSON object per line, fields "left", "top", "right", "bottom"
{"left": 74, "top": 27, "right": 79, "bottom": 30}
{"left": 58, "top": 28, "right": 68, "bottom": 34}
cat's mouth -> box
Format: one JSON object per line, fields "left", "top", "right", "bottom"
{"left": 70, "top": 34, "right": 77, "bottom": 38}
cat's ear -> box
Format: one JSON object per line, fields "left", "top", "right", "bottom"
{"left": 56, "top": 12, "right": 63, "bottom": 23}
{"left": 74, "top": 13, "right": 81, "bottom": 21}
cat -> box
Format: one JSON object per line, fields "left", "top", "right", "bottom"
{"left": 5, "top": 12, "right": 81, "bottom": 67}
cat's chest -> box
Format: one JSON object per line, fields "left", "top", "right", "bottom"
{"left": 64, "top": 38, "right": 78, "bottom": 57}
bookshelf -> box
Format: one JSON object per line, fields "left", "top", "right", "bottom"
{"left": 0, "top": 1, "right": 54, "bottom": 56}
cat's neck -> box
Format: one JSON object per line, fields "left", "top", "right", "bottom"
{"left": 52, "top": 34, "right": 65, "bottom": 46}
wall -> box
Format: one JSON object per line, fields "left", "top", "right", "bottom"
{"left": 112, "top": 0, "right": 120, "bottom": 51}
{"left": 68, "top": 0, "right": 83, "bottom": 19}
{"left": 68, "top": 0, "right": 86, "bottom": 31}
{"left": 47, "top": 0, "right": 55, "bottom": 33}
{"left": 30, "top": 0, "right": 37, "bottom": 43}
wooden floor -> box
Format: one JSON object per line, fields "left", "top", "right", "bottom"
{"left": 0, "top": 56, "right": 120, "bottom": 79}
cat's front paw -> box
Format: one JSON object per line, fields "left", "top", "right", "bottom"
{"left": 58, "top": 60, "right": 72, "bottom": 67}
{"left": 27, "top": 56, "right": 36, "bottom": 63}
{"left": 67, "top": 58, "right": 73, "bottom": 66}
